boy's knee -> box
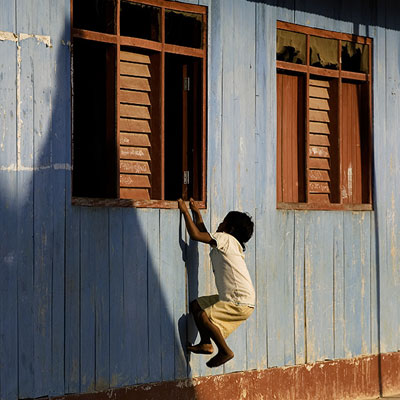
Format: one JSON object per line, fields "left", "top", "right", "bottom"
{"left": 189, "top": 299, "right": 201, "bottom": 314}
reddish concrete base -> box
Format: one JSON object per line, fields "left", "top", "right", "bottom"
{"left": 55, "top": 351, "right": 400, "bottom": 400}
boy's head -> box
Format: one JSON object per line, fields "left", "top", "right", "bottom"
{"left": 217, "top": 211, "right": 254, "bottom": 250}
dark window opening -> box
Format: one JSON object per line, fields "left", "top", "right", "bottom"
{"left": 120, "top": 1, "right": 160, "bottom": 41}
{"left": 165, "top": 10, "right": 203, "bottom": 48}
{"left": 73, "top": 0, "right": 116, "bottom": 34}
{"left": 72, "top": 39, "right": 116, "bottom": 198}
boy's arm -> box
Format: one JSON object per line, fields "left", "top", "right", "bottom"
{"left": 178, "top": 199, "right": 214, "bottom": 244}
{"left": 189, "top": 198, "right": 207, "bottom": 232}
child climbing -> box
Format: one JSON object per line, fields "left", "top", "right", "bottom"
{"left": 178, "top": 198, "right": 255, "bottom": 368}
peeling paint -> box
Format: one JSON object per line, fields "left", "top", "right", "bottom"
{"left": 0, "top": 30, "right": 52, "bottom": 47}
{"left": 0, "top": 163, "right": 72, "bottom": 171}
{"left": 0, "top": 31, "right": 18, "bottom": 42}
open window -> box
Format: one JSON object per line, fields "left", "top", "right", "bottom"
{"left": 276, "top": 22, "right": 372, "bottom": 210}
{"left": 71, "top": 0, "right": 207, "bottom": 207}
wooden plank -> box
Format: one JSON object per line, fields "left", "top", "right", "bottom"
{"left": 309, "top": 109, "right": 330, "bottom": 122}
{"left": 120, "top": 146, "right": 151, "bottom": 160}
{"left": 310, "top": 121, "right": 330, "bottom": 134}
{"left": 309, "top": 97, "right": 330, "bottom": 110}
{"left": 120, "top": 132, "right": 151, "bottom": 147}
{"left": 309, "top": 145, "right": 330, "bottom": 158}
{"left": 309, "top": 181, "right": 330, "bottom": 193}
{"left": 120, "top": 51, "right": 150, "bottom": 64}
{"left": 120, "top": 118, "right": 151, "bottom": 133}
{"left": 120, "top": 90, "right": 151, "bottom": 105}
{"left": 120, "top": 104, "right": 150, "bottom": 119}
{"left": 120, "top": 174, "right": 151, "bottom": 188}
{"left": 120, "top": 160, "right": 151, "bottom": 174}
{"left": 109, "top": 209, "right": 130, "bottom": 386}
{"left": 120, "top": 61, "right": 151, "bottom": 77}
{"left": 309, "top": 157, "right": 330, "bottom": 170}
{"left": 309, "top": 79, "right": 330, "bottom": 87}
{"left": 120, "top": 188, "right": 150, "bottom": 199}
{"left": 309, "top": 86, "right": 330, "bottom": 99}
{"left": 309, "top": 169, "right": 330, "bottom": 181}
{"left": 120, "top": 76, "right": 150, "bottom": 91}
{"left": 308, "top": 193, "right": 330, "bottom": 203}
{"left": 309, "top": 133, "right": 330, "bottom": 146}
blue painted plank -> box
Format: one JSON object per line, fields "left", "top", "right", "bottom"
{"left": 0, "top": 38, "right": 18, "bottom": 400}
{"left": 122, "top": 209, "right": 150, "bottom": 384}
{"left": 0, "top": 0, "right": 15, "bottom": 32}
{"left": 146, "top": 209, "right": 162, "bottom": 382}
{"left": 109, "top": 208, "right": 128, "bottom": 388}
{"left": 16, "top": 0, "right": 49, "bottom": 35}
{"left": 304, "top": 212, "right": 334, "bottom": 362}
{"left": 48, "top": 1, "right": 70, "bottom": 394}
{"left": 159, "top": 210, "right": 177, "bottom": 381}
{"left": 64, "top": 201, "right": 81, "bottom": 394}
{"left": 293, "top": 212, "right": 306, "bottom": 364}
{"left": 32, "top": 35, "right": 53, "bottom": 397}
{"left": 80, "top": 209, "right": 98, "bottom": 393}
{"left": 333, "top": 213, "right": 345, "bottom": 359}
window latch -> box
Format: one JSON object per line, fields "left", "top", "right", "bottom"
{"left": 183, "top": 170, "right": 190, "bottom": 185}
{"left": 184, "top": 77, "right": 190, "bottom": 91}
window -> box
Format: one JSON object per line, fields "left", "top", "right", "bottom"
{"left": 71, "top": 0, "right": 207, "bottom": 207}
{"left": 276, "top": 22, "right": 372, "bottom": 210}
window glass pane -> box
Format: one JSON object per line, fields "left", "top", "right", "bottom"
{"left": 120, "top": 1, "right": 160, "bottom": 41}
{"left": 310, "top": 36, "right": 338, "bottom": 69}
{"left": 73, "top": 39, "right": 116, "bottom": 198}
{"left": 165, "top": 10, "right": 203, "bottom": 49}
{"left": 341, "top": 41, "right": 369, "bottom": 73}
{"left": 276, "top": 29, "right": 306, "bottom": 64}
{"left": 73, "top": 0, "right": 116, "bottom": 34}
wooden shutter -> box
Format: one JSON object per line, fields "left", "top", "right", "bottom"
{"left": 341, "top": 81, "right": 369, "bottom": 204}
{"left": 119, "top": 51, "right": 152, "bottom": 200}
{"left": 277, "top": 72, "right": 305, "bottom": 203}
{"left": 307, "top": 79, "right": 339, "bottom": 204}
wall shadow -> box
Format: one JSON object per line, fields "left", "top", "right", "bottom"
{"left": 0, "top": 15, "right": 197, "bottom": 400}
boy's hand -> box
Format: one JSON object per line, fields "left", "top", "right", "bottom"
{"left": 178, "top": 198, "right": 189, "bottom": 213}
{"left": 189, "top": 198, "right": 199, "bottom": 213}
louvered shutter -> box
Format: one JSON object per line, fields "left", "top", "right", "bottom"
{"left": 119, "top": 50, "right": 152, "bottom": 200}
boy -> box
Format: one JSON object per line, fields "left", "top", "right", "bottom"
{"left": 178, "top": 198, "right": 255, "bottom": 368}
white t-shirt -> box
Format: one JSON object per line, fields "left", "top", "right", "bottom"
{"left": 209, "top": 232, "right": 255, "bottom": 307}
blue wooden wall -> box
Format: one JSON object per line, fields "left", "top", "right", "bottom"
{"left": 1, "top": 0, "right": 400, "bottom": 398}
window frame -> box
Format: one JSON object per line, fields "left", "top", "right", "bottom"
{"left": 276, "top": 21, "right": 373, "bottom": 211}
{"left": 70, "top": 0, "right": 208, "bottom": 209}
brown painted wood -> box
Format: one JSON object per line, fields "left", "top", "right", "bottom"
{"left": 309, "top": 97, "right": 330, "bottom": 110}
{"left": 120, "top": 62, "right": 151, "bottom": 77}
{"left": 120, "top": 146, "right": 151, "bottom": 161}
{"left": 125, "top": 0, "right": 207, "bottom": 14}
{"left": 309, "top": 145, "right": 330, "bottom": 158}
{"left": 276, "top": 60, "right": 307, "bottom": 74}
{"left": 309, "top": 86, "right": 330, "bottom": 99}
{"left": 309, "top": 134, "right": 330, "bottom": 146}
{"left": 309, "top": 66, "right": 339, "bottom": 78}
{"left": 309, "top": 109, "right": 330, "bottom": 122}
{"left": 120, "top": 76, "right": 151, "bottom": 91}
{"left": 120, "top": 174, "right": 151, "bottom": 188}
{"left": 72, "top": 28, "right": 117, "bottom": 44}
{"left": 308, "top": 193, "right": 330, "bottom": 203}
{"left": 120, "top": 90, "right": 151, "bottom": 105}
{"left": 120, "top": 36, "right": 162, "bottom": 51}
{"left": 309, "top": 158, "right": 330, "bottom": 170}
{"left": 164, "top": 43, "right": 205, "bottom": 58}
{"left": 120, "top": 51, "right": 151, "bottom": 64}
{"left": 309, "top": 79, "right": 330, "bottom": 87}
{"left": 120, "top": 188, "right": 150, "bottom": 200}
{"left": 120, "top": 104, "right": 150, "bottom": 119}
{"left": 120, "top": 160, "right": 151, "bottom": 174}
{"left": 120, "top": 133, "right": 151, "bottom": 147}
{"left": 309, "top": 181, "right": 330, "bottom": 193}
{"left": 309, "top": 170, "right": 330, "bottom": 181}
{"left": 182, "top": 64, "right": 189, "bottom": 200}
{"left": 120, "top": 118, "right": 151, "bottom": 133}
{"left": 309, "top": 121, "right": 330, "bottom": 134}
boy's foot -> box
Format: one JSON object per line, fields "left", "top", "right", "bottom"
{"left": 187, "top": 343, "right": 214, "bottom": 354}
{"left": 206, "top": 350, "right": 234, "bottom": 368}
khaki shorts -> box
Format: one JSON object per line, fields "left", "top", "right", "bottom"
{"left": 196, "top": 295, "right": 254, "bottom": 338}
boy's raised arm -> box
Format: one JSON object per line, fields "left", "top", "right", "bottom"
{"left": 178, "top": 199, "right": 214, "bottom": 244}
{"left": 189, "top": 198, "right": 208, "bottom": 233}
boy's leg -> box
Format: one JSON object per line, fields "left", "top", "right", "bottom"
{"left": 188, "top": 300, "right": 214, "bottom": 354}
{"left": 189, "top": 300, "right": 234, "bottom": 367}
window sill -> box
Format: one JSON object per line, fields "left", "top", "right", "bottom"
{"left": 72, "top": 197, "right": 206, "bottom": 209}
{"left": 277, "top": 202, "right": 373, "bottom": 211}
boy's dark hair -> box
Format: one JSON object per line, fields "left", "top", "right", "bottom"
{"left": 224, "top": 211, "right": 254, "bottom": 251}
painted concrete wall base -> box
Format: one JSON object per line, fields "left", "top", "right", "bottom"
{"left": 54, "top": 352, "right": 400, "bottom": 400}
